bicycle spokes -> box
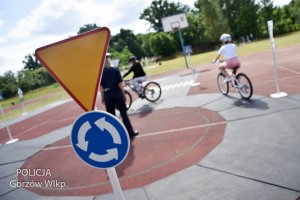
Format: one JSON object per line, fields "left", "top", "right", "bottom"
{"left": 143, "top": 82, "right": 162, "bottom": 102}
{"left": 236, "top": 73, "right": 253, "bottom": 99}
{"left": 217, "top": 73, "right": 229, "bottom": 95}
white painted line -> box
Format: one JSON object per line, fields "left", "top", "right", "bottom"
{"left": 169, "top": 83, "right": 180, "bottom": 89}
{"left": 188, "top": 80, "right": 194, "bottom": 85}
{"left": 43, "top": 144, "right": 72, "bottom": 150}
{"left": 161, "top": 79, "right": 200, "bottom": 91}
{"left": 182, "top": 81, "right": 190, "bottom": 86}
{"left": 162, "top": 85, "right": 172, "bottom": 91}
{"left": 279, "top": 65, "right": 300, "bottom": 75}
{"left": 42, "top": 121, "right": 227, "bottom": 151}
{"left": 139, "top": 121, "right": 226, "bottom": 138}
{"left": 191, "top": 82, "right": 201, "bottom": 86}
{"left": 175, "top": 81, "right": 185, "bottom": 88}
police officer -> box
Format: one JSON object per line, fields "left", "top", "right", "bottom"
{"left": 100, "top": 54, "right": 138, "bottom": 138}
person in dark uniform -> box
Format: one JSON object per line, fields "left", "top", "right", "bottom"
{"left": 100, "top": 54, "right": 138, "bottom": 138}
{"left": 123, "top": 56, "right": 147, "bottom": 97}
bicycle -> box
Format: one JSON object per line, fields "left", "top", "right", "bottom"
{"left": 124, "top": 79, "right": 162, "bottom": 109}
{"left": 215, "top": 60, "right": 253, "bottom": 99}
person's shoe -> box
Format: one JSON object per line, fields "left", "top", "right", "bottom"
{"left": 223, "top": 77, "right": 231, "bottom": 84}
{"left": 130, "top": 130, "right": 139, "bottom": 138}
{"left": 138, "top": 93, "right": 145, "bottom": 99}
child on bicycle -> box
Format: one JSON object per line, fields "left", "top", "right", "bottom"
{"left": 212, "top": 33, "right": 241, "bottom": 83}
{"left": 123, "top": 56, "right": 147, "bottom": 98}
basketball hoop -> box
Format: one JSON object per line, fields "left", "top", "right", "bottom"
{"left": 161, "top": 13, "right": 188, "bottom": 32}
{"left": 161, "top": 13, "right": 189, "bottom": 69}
{"left": 171, "top": 22, "right": 180, "bottom": 32}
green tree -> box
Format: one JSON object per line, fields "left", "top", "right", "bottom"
{"left": 150, "top": 32, "right": 178, "bottom": 57}
{"left": 199, "top": 0, "right": 230, "bottom": 42}
{"left": 219, "top": 0, "right": 258, "bottom": 40}
{"left": 259, "top": 0, "right": 274, "bottom": 22}
{"left": 110, "top": 46, "right": 133, "bottom": 67}
{"left": 17, "top": 68, "right": 56, "bottom": 93}
{"left": 0, "top": 71, "right": 18, "bottom": 98}
{"left": 272, "top": 6, "right": 294, "bottom": 34}
{"left": 140, "top": 0, "right": 189, "bottom": 32}
{"left": 36, "top": 67, "right": 56, "bottom": 86}
{"left": 110, "top": 29, "right": 147, "bottom": 59}
{"left": 17, "top": 70, "right": 35, "bottom": 92}
{"left": 137, "top": 33, "right": 154, "bottom": 57}
{"left": 182, "top": 13, "right": 207, "bottom": 51}
{"left": 22, "top": 54, "right": 42, "bottom": 71}
{"left": 288, "top": 0, "right": 300, "bottom": 30}
{"left": 238, "top": 0, "right": 259, "bottom": 37}
{"left": 257, "top": 0, "right": 274, "bottom": 36}
{"left": 77, "top": 23, "right": 99, "bottom": 34}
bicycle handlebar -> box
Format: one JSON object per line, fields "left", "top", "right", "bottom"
{"left": 212, "top": 59, "right": 224, "bottom": 65}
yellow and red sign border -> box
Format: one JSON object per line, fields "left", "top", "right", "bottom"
{"left": 35, "top": 27, "right": 110, "bottom": 111}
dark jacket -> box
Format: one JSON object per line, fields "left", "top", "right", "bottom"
{"left": 123, "top": 62, "right": 146, "bottom": 79}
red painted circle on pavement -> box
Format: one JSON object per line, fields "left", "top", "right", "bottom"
{"left": 19, "top": 107, "right": 226, "bottom": 196}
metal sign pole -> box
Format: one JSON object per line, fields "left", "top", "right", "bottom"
{"left": 188, "top": 51, "right": 192, "bottom": 67}
{"left": 107, "top": 167, "right": 125, "bottom": 200}
{"left": 20, "top": 100, "right": 27, "bottom": 115}
{"left": 267, "top": 20, "right": 287, "bottom": 98}
{"left": 271, "top": 42, "right": 280, "bottom": 94}
{"left": 0, "top": 104, "right": 19, "bottom": 144}
{"left": 93, "top": 96, "right": 125, "bottom": 200}
{"left": 178, "top": 29, "right": 189, "bottom": 69}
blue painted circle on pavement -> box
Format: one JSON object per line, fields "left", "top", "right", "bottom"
{"left": 71, "top": 111, "right": 130, "bottom": 168}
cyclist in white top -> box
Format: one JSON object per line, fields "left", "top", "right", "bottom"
{"left": 213, "top": 33, "right": 241, "bottom": 82}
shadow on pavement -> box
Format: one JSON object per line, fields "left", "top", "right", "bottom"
{"left": 226, "top": 95, "right": 269, "bottom": 110}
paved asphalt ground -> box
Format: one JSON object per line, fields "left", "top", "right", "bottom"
{"left": 0, "top": 44, "right": 300, "bottom": 200}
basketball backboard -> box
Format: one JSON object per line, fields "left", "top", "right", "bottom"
{"left": 161, "top": 13, "right": 189, "bottom": 32}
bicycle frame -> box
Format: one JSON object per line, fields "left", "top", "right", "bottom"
{"left": 124, "top": 80, "right": 142, "bottom": 94}
{"left": 214, "top": 60, "right": 253, "bottom": 99}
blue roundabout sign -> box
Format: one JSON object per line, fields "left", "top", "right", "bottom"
{"left": 71, "top": 111, "right": 130, "bottom": 168}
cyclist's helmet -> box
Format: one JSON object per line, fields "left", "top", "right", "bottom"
{"left": 219, "top": 33, "right": 232, "bottom": 42}
{"left": 106, "top": 52, "right": 111, "bottom": 57}
{"left": 128, "top": 56, "right": 136, "bottom": 63}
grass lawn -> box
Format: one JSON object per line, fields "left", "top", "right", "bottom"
{"left": 1, "top": 31, "right": 300, "bottom": 123}
{"left": 0, "top": 84, "right": 69, "bottom": 123}
{"left": 144, "top": 31, "right": 300, "bottom": 76}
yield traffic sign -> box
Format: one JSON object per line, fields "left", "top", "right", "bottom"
{"left": 35, "top": 27, "right": 110, "bottom": 111}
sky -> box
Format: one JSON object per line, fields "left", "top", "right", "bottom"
{"left": 0, "top": 0, "right": 292, "bottom": 75}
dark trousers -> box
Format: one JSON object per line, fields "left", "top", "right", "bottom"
{"left": 104, "top": 91, "right": 135, "bottom": 136}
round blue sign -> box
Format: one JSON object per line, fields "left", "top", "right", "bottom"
{"left": 71, "top": 111, "right": 130, "bottom": 168}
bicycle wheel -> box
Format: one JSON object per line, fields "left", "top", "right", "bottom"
{"left": 124, "top": 90, "right": 132, "bottom": 110}
{"left": 236, "top": 73, "right": 253, "bottom": 99}
{"left": 143, "top": 81, "right": 162, "bottom": 102}
{"left": 217, "top": 73, "right": 229, "bottom": 95}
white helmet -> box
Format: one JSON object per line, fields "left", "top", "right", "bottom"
{"left": 219, "top": 33, "right": 232, "bottom": 42}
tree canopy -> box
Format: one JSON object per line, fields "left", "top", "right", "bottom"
{"left": 77, "top": 23, "right": 99, "bottom": 34}
{"left": 140, "top": 0, "right": 189, "bottom": 32}
{"left": 22, "top": 54, "right": 43, "bottom": 71}
{"left": 2, "top": 0, "right": 300, "bottom": 98}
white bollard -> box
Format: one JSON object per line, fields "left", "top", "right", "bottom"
{"left": 0, "top": 104, "right": 19, "bottom": 144}
{"left": 267, "top": 20, "right": 287, "bottom": 98}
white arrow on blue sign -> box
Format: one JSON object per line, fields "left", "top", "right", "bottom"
{"left": 71, "top": 111, "right": 130, "bottom": 169}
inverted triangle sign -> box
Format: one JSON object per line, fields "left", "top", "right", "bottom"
{"left": 35, "top": 27, "right": 110, "bottom": 111}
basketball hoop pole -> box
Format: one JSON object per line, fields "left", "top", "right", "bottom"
{"left": 177, "top": 29, "right": 189, "bottom": 69}
{"left": 162, "top": 13, "right": 189, "bottom": 69}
